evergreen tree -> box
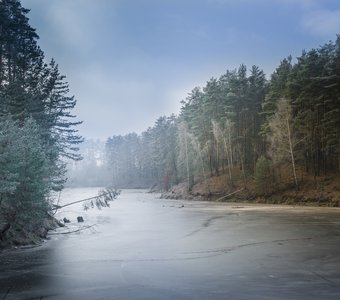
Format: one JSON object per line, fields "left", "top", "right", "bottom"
{"left": 287, "top": 40, "right": 340, "bottom": 175}
{"left": 0, "top": 0, "right": 82, "bottom": 235}
{"left": 261, "top": 56, "right": 292, "bottom": 133}
{"left": 42, "top": 59, "right": 83, "bottom": 161}
{"left": 0, "top": 117, "right": 56, "bottom": 230}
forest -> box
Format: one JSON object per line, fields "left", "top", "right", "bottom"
{"left": 1, "top": 0, "right": 340, "bottom": 245}
{"left": 103, "top": 38, "right": 340, "bottom": 200}
{"left": 0, "top": 0, "right": 82, "bottom": 241}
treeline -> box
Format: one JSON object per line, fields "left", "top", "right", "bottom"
{"left": 105, "top": 37, "right": 340, "bottom": 193}
{"left": 0, "top": 0, "right": 81, "bottom": 234}
{"left": 66, "top": 139, "right": 111, "bottom": 187}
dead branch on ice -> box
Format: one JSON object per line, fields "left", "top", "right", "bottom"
{"left": 215, "top": 188, "right": 244, "bottom": 202}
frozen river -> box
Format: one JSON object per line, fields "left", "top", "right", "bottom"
{"left": 1, "top": 188, "right": 340, "bottom": 299}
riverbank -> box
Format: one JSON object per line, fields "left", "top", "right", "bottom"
{"left": 0, "top": 212, "right": 63, "bottom": 250}
{"left": 161, "top": 173, "right": 340, "bottom": 207}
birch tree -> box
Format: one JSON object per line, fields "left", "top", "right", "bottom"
{"left": 267, "top": 98, "right": 299, "bottom": 186}
{"left": 212, "top": 119, "right": 233, "bottom": 184}
{"left": 177, "top": 122, "right": 192, "bottom": 191}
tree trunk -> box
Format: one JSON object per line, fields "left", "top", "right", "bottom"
{"left": 184, "top": 131, "right": 190, "bottom": 192}
{"left": 286, "top": 116, "right": 298, "bottom": 187}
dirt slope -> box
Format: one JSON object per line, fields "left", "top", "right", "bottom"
{"left": 161, "top": 173, "right": 340, "bottom": 207}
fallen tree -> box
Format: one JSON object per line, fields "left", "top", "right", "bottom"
{"left": 52, "top": 188, "right": 121, "bottom": 212}
{"left": 0, "top": 188, "right": 121, "bottom": 249}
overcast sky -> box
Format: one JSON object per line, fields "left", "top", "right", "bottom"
{"left": 21, "top": 0, "right": 340, "bottom": 140}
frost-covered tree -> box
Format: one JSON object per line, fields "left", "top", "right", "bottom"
{"left": 0, "top": 117, "right": 57, "bottom": 230}
{"left": 0, "top": 117, "right": 21, "bottom": 198}
{"left": 0, "top": 0, "right": 81, "bottom": 236}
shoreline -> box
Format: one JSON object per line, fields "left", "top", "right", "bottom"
{"left": 0, "top": 213, "right": 63, "bottom": 251}
{"left": 160, "top": 177, "right": 340, "bottom": 207}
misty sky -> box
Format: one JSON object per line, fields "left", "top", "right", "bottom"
{"left": 21, "top": 0, "right": 340, "bottom": 140}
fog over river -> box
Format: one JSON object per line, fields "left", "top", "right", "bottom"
{"left": 1, "top": 188, "right": 340, "bottom": 299}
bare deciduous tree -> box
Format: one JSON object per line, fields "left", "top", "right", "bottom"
{"left": 267, "top": 98, "right": 300, "bottom": 186}
{"left": 212, "top": 119, "right": 234, "bottom": 184}
{"left": 177, "top": 122, "right": 191, "bottom": 191}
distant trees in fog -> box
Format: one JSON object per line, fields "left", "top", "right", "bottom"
{"left": 66, "top": 139, "right": 111, "bottom": 187}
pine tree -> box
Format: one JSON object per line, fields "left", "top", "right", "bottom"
{"left": 0, "top": 117, "right": 56, "bottom": 230}
{"left": 261, "top": 56, "right": 292, "bottom": 134}
{"left": 42, "top": 59, "right": 83, "bottom": 161}
{"left": 0, "top": 0, "right": 82, "bottom": 235}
